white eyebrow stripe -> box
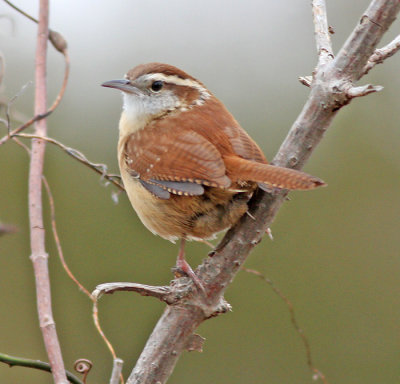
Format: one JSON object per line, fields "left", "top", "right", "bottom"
{"left": 141, "top": 73, "right": 211, "bottom": 100}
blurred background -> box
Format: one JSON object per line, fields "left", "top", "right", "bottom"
{"left": 1, "top": 1, "right": 399, "bottom": 383}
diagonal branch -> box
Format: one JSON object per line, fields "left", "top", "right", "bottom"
{"left": 361, "top": 34, "right": 400, "bottom": 77}
{"left": 331, "top": 0, "right": 400, "bottom": 82}
{"left": 121, "top": 1, "right": 400, "bottom": 384}
{"left": 94, "top": 282, "right": 173, "bottom": 303}
{"left": 0, "top": 352, "right": 83, "bottom": 384}
{"left": 16, "top": 133, "right": 125, "bottom": 190}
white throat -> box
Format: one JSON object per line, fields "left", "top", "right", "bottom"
{"left": 117, "top": 94, "right": 148, "bottom": 138}
{"left": 119, "top": 89, "right": 181, "bottom": 136}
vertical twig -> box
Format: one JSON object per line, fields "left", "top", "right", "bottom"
{"left": 28, "top": 1, "right": 68, "bottom": 383}
{"left": 109, "top": 358, "right": 124, "bottom": 384}
{"left": 243, "top": 268, "right": 329, "bottom": 384}
{"left": 14, "top": 135, "right": 123, "bottom": 383}
{"left": 312, "top": 0, "right": 334, "bottom": 69}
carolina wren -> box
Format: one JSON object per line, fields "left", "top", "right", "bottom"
{"left": 102, "top": 63, "right": 325, "bottom": 289}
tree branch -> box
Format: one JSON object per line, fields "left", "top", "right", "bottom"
{"left": 28, "top": 1, "right": 68, "bottom": 383}
{"left": 109, "top": 358, "right": 124, "bottom": 384}
{"left": 117, "top": 1, "right": 400, "bottom": 383}
{"left": 16, "top": 133, "right": 124, "bottom": 191}
{"left": 331, "top": 0, "right": 400, "bottom": 82}
{"left": 312, "top": 0, "right": 334, "bottom": 69}
{"left": 12, "top": 136, "right": 123, "bottom": 377}
{"left": 0, "top": 352, "right": 83, "bottom": 384}
{"left": 361, "top": 34, "right": 400, "bottom": 76}
{"left": 94, "top": 282, "right": 173, "bottom": 303}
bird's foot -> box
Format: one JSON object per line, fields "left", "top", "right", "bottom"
{"left": 174, "top": 257, "right": 207, "bottom": 296}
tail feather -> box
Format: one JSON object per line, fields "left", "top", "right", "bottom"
{"left": 224, "top": 156, "right": 326, "bottom": 190}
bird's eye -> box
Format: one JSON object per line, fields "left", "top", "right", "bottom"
{"left": 151, "top": 81, "right": 164, "bottom": 92}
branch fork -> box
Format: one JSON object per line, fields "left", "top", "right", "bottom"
{"left": 94, "top": 277, "right": 232, "bottom": 319}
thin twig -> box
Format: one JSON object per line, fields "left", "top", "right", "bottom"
{"left": 298, "top": 75, "right": 312, "bottom": 87}
{"left": 243, "top": 268, "right": 329, "bottom": 384}
{"left": 44, "top": 177, "right": 94, "bottom": 296}
{"left": 361, "top": 34, "right": 400, "bottom": 77}
{"left": 73, "top": 359, "right": 93, "bottom": 384}
{"left": 3, "top": 0, "right": 38, "bottom": 23}
{"left": 346, "top": 83, "right": 383, "bottom": 97}
{"left": 300, "top": 0, "right": 333, "bottom": 88}
{"left": 5, "top": 81, "right": 32, "bottom": 135}
{"left": 0, "top": 352, "right": 83, "bottom": 384}
{"left": 312, "top": 0, "right": 334, "bottom": 69}
{"left": 47, "top": 175, "right": 123, "bottom": 376}
{"left": 93, "top": 300, "right": 120, "bottom": 364}
{"left": 331, "top": 0, "right": 400, "bottom": 82}
{"left": 13, "top": 137, "right": 123, "bottom": 382}
{"left": 13, "top": 137, "right": 93, "bottom": 298}
{"left": 0, "top": 50, "right": 69, "bottom": 145}
{"left": 94, "top": 282, "right": 173, "bottom": 303}
{"left": 0, "top": 0, "right": 70, "bottom": 147}
{"left": 15, "top": 133, "right": 124, "bottom": 190}
{"left": 109, "top": 358, "right": 124, "bottom": 384}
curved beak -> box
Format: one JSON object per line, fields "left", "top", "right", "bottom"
{"left": 101, "top": 79, "right": 137, "bottom": 93}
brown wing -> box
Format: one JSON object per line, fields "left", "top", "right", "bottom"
{"left": 123, "top": 127, "right": 231, "bottom": 193}
{"left": 222, "top": 125, "right": 267, "bottom": 163}
{"left": 161, "top": 97, "right": 268, "bottom": 164}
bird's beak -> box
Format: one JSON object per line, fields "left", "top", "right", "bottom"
{"left": 101, "top": 79, "right": 138, "bottom": 94}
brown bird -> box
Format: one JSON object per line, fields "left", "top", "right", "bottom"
{"left": 102, "top": 63, "right": 325, "bottom": 290}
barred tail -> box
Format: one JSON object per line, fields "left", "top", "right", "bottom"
{"left": 224, "top": 156, "right": 326, "bottom": 190}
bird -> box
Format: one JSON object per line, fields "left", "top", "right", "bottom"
{"left": 102, "top": 62, "right": 325, "bottom": 291}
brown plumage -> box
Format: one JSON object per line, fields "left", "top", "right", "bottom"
{"left": 103, "top": 63, "right": 325, "bottom": 290}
